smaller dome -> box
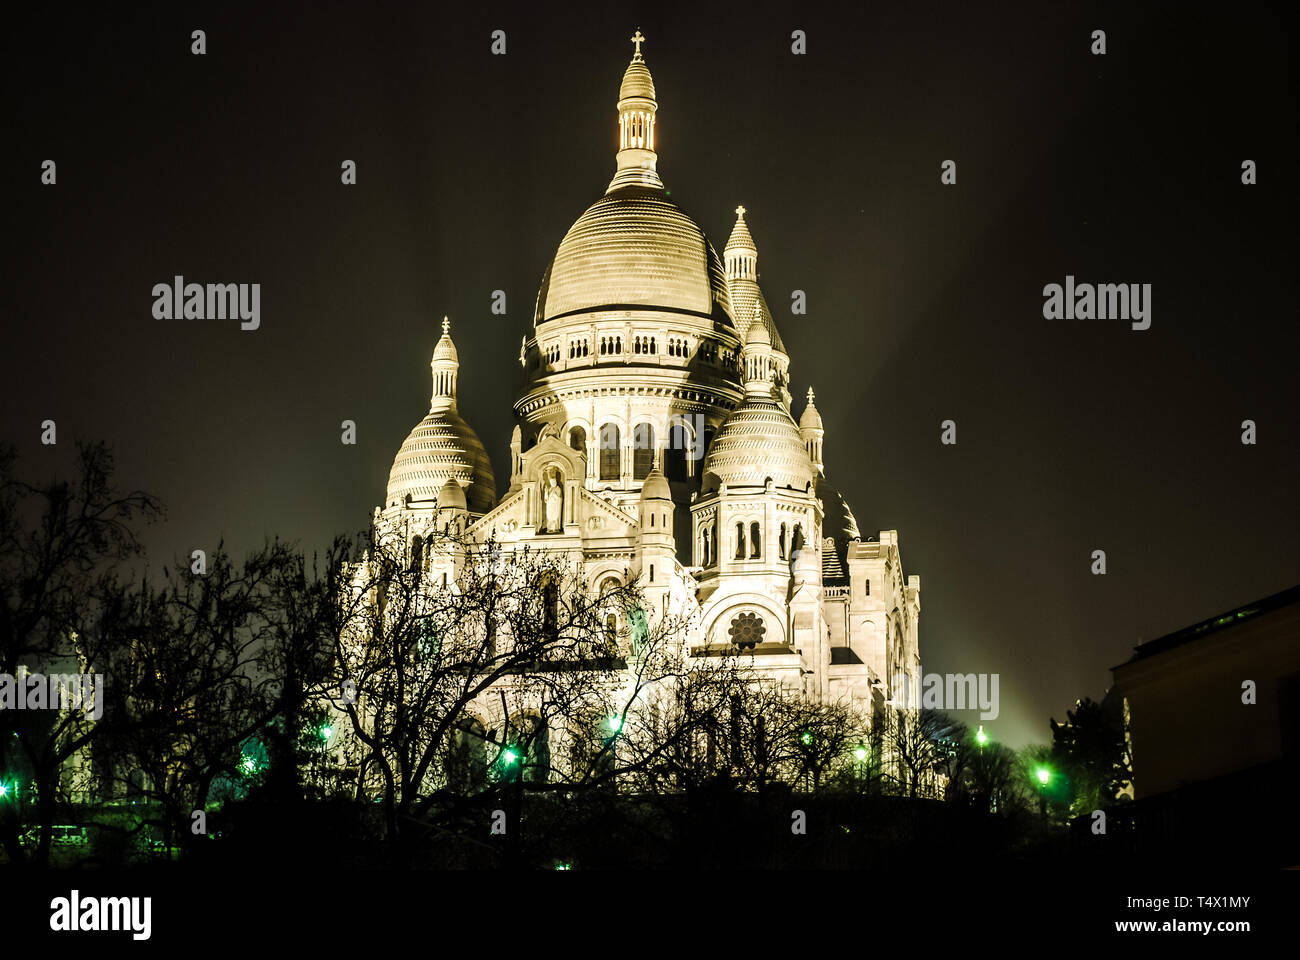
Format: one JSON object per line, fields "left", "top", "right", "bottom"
{"left": 744, "top": 311, "right": 771, "bottom": 348}
{"left": 432, "top": 316, "right": 459, "bottom": 362}
{"left": 799, "top": 387, "right": 823, "bottom": 431}
{"left": 619, "top": 58, "right": 655, "bottom": 101}
{"left": 386, "top": 410, "right": 496, "bottom": 513}
{"left": 702, "top": 399, "right": 815, "bottom": 493}
{"left": 438, "top": 478, "right": 466, "bottom": 510}
{"left": 724, "top": 206, "right": 756, "bottom": 254}
{"left": 640, "top": 468, "right": 671, "bottom": 501}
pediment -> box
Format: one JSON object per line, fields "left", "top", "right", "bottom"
{"left": 520, "top": 435, "right": 585, "bottom": 486}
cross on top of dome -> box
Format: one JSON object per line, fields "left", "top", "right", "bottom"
{"left": 630, "top": 28, "right": 646, "bottom": 59}
{"left": 736, "top": 205, "right": 746, "bottom": 218}
{"left": 442, "top": 315, "right": 450, "bottom": 335}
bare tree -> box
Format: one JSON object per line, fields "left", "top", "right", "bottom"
{"left": 327, "top": 526, "right": 686, "bottom": 844}
{"left": 0, "top": 442, "right": 159, "bottom": 866}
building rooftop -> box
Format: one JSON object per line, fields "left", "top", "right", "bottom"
{"left": 1123, "top": 584, "right": 1300, "bottom": 664}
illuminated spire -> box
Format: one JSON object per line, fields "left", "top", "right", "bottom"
{"left": 725, "top": 205, "right": 757, "bottom": 281}
{"left": 430, "top": 315, "right": 459, "bottom": 411}
{"left": 741, "top": 306, "right": 774, "bottom": 399}
{"left": 799, "top": 387, "right": 825, "bottom": 474}
{"left": 608, "top": 29, "right": 662, "bottom": 192}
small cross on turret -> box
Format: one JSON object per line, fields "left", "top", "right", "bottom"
{"left": 630, "top": 28, "right": 646, "bottom": 58}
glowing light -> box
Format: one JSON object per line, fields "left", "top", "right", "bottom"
{"left": 853, "top": 744, "right": 868, "bottom": 762}
{"left": 976, "top": 726, "right": 988, "bottom": 746}
{"left": 1036, "top": 767, "right": 1051, "bottom": 786}
{"left": 799, "top": 731, "right": 814, "bottom": 747}
{"left": 501, "top": 748, "right": 520, "bottom": 766}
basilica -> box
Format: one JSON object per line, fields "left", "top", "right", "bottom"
{"left": 373, "top": 33, "right": 921, "bottom": 713}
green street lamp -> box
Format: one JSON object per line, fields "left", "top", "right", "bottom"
{"left": 853, "top": 744, "right": 868, "bottom": 762}
{"left": 799, "top": 731, "right": 814, "bottom": 747}
{"left": 606, "top": 714, "right": 623, "bottom": 735}
{"left": 976, "top": 725, "right": 988, "bottom": 747}
{"left": 0, "top": 782, "right": 8, "bottom": 799}
{"left": 318, "top": 724, "right": 333, "bottom": 742}
{"left": 501, "top": 747, "right": 520, "bottom": 766}
{"left": 1036, "top": 767, "right": 1051, "bottom": 786}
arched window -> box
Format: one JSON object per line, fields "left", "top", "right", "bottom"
{"left": 750, "top": 522, "right": 761, "bottom": 559}
{"left": 447, "top": 718, "right": 488, "bottom": 794}
{"left": 505, "top": 714, "right": 550, "bottom": 785}
{"left": 632, "top": 423, "right": 654, "bottom": 479}
{"left": 599, "top": 424, "right": 620, "bottom": 480}
{"left": 542, "top": 579, "right": 560, "bottom": 640}
{"left": 779, "top": 523, "right": 787, "bottom": 561}
{"left": 735, "top": 522, "right": 745, "bottom": 559}
{"left": 665, "top": 422, "right": 690, "bottom": 481}
{"left": 410, "top": 536, "right": 423, "bottom": 571}
{"left": 569, "top": 425, "right": 586, "bottom": 453}
{"left": 598, "top": 577, "right": 621, "bottom": 650}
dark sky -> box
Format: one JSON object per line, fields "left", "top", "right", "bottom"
{"left": 5, "top": 1, "right": 1297, "bottom": 747}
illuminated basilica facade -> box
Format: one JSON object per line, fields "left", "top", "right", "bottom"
{"left": 372, "top": 34, "right": 921, "bottom": 713}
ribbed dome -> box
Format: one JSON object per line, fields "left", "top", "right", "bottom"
{"left": 723, "top": 209, "right": 785, "bottom": 353}
{"left": 535, "top": 186, "right": 734, "bottom": 325}
{"left": 817, "top": 475, "right": 861, "bottom": 586}
{"left": 386, "top": 411, "right": 496, "bottom": 513}
{"left": 724, "top": 212, "right": 755, "bottom": 254}
{"left": 619, "top": 58, "right": 655, "bottom": 101}
{"left": 702, "top": 398, "right": 815, "bottom": 492}
{"left": 817, "top": 475, "right": 860, "bottom": 543}
{"left": 799, "top": 388, "right": 823, "bottom": 431}
{"left": 438, "top": 477, "right": 467, "bottom": 510}
{"left": 432, "top": 331, "right": 458, "bottom": 362}
{"left": 640, "top": 468, "right": 671, "bottom": 501}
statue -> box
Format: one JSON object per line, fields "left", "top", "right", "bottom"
{"left": 543, "top": 469, "right": 563, "bottom": 532}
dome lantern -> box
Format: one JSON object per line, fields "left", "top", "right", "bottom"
{"left": 430, "top": 316, "right": 459, "bottom": 412}
{"left": 800, "top": 386, "right": 825, "bottom": 474}
{"left": 724, "top": 206, "right": 757, "bottom": 281}
{"left": 609, "top": 29, "right": 663, "bottom": 192}
{"left": 741, "top": 306, "right": 774, "bottom": 399}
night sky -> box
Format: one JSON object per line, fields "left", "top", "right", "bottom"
{"left": 5, "top": 1, "right": 1297, "bottom": 747}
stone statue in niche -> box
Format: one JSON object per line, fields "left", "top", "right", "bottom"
{"left": 542, "top": 468, "right": 564, "bottom": 533}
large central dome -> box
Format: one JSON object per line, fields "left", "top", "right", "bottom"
{"left": 535, "top": 185, "right": 733, "bottom": 325}
{"left": 531, "top": 42, "right": 734, "bottom": 329}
